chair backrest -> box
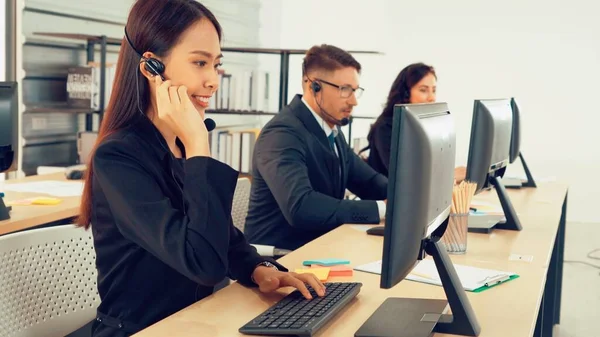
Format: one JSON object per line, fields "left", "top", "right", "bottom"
{"left": 232, "top": 177, "right": 251, "bottom": 232}
{"left": 0, "top": 225, "right": 100, "bottom": 337}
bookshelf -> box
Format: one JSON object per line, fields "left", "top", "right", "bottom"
{"left": 346, "top": 115, "right": 376, "bottom": 146}
{"left": 32, "top": 32, "right": 380, "bottom": 128}
{"left": 29, "top": 32, "right": 381, "bottom": 169}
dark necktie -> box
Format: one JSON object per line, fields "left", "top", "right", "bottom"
{"left": 328, "top": 132, "right": 336, "bottom": 153}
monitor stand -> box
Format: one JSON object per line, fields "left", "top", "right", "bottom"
{"left": 0, "top": 196, "right": 10, "bottom": 221}
{"left": 518, "top": 152, "right": 537, "bottom": 188}
{"left": 489, "top": 175, "right": 522, "bottom": 231}
{"left": 355, "top": 239, "right": 481, "bottom": 337}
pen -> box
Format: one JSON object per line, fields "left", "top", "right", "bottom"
{"left": 484, "top": 274, "right": 510, "bottom": 287}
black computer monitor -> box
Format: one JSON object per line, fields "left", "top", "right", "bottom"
{"left": 465, "top": 99, "right": 522, "bottom": 231}
{"left": 0, "top": 81, "right": 18, "bottom": 221}
{"left": 509, "top": 97, "right": 536, "bottom": 188}
{"left": 356, "top": 103, "right": 480, "bottom": 337}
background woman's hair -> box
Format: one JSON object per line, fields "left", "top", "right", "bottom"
{"left": 367, "top": 63, "right": 436, "bottom": 142}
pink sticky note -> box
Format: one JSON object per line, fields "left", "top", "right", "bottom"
{"left": 311, "top": 264, "right": 353, "bottom": 277}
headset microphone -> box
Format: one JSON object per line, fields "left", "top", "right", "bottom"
{"left": 204, "top": 118, "right": 216, "bottom": 132}
{"left": 310, "top": 80, "right": 350, "bottom": 126}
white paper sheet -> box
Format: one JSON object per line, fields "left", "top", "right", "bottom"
{"left": 2, "top": 180, "right": 84, "bottom": 197}
{"left": 355, "top": 259, "right": 516, "bottom": 291}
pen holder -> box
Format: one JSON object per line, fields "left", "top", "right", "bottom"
{"left": 441, "top": 213, "right": 468, "bottom": 254}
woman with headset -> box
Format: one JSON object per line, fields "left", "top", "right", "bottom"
{"left": 76, "top": 1, "right": 324, "bottom": 336}
{"left": 365, "top": 63, "right": 466, "bottom": 181}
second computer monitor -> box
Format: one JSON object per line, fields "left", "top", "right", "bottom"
{"left": 465, "top": 99, "right": 513, "bottom": 194}
{"left": 466, "top": 98, "right": 522, "bottom": 231}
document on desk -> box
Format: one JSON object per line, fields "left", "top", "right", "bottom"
{"left": 1, "top": 180, "right": 84, "bottom": 197}
{"left": 354, "top": 259, "right": 518, "bottom": 292}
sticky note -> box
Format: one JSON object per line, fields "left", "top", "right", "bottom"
{"left": 311, "top": 264, "right": 353, "bottom": 277}
{"left": 295, "top": 267, "right": 330, "bottom": 281}
{"left": 302, "top": 258, "right": 350, "bottom": 267}
{"left": 7, "top": 197, "right": 62, "bottom": 206}
{"left": 31, "top": 197, "right": 62, "bottom": 205}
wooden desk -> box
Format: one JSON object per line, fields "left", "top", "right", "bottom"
{"left": 134, "top": 182, "right": 567, "bottom": 337}
{"left": 0, "top": 173, "right": 81, "bottom": 236}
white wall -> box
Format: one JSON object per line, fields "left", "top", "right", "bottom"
{"left": 265, "top": 0, "right": 600, "bottom": 223}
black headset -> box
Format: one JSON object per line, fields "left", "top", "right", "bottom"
{"left": 124, "top": 27, "right": 166, "bottom": 80}
{"left": 310, "top": 81, "right": 322, "bottom": 93}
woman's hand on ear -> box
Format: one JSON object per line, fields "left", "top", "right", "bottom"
{"left": 154, "top": 76, "right": 210, "bottom": 157}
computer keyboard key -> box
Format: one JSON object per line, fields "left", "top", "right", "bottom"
{"left": 239, "top": 282, "right": 362, "bottom": 336}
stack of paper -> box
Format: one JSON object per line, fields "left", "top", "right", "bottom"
{"left": 295, "top": 267, "right": 330, "bottom": 281}
{"left": 311, "top": 264, "right": 353, "bottom": 277}
{"left": 298, "top": 258, "right": 354, "bottom": 280}
{"left": 2, "top": 180, "right": 84, "bottom": 197}
{"left": 354, "top": 259, "right": 517, "bottom": 292}
{"left": 408, "top": 260, "right": 518, "bottom": 292}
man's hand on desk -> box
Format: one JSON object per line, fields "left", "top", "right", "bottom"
{"left": 252, "top": 266, "right": 326, "bottom": 300}
{"left": 454, "top": 166, "right": 467, "bottom": 184}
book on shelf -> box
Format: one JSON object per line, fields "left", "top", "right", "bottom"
{"left": 209, "top": 69, "right": 271, "bottom": 112}
{"left": 66, "top": 62, "right": 115, "bottom": 111}
{"left": 209, "top": 126, "right": 260, "bottom": 174}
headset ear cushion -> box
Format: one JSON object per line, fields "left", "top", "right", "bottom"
{"left": 311, "top": 81, "right": 321, "bottom": 93}
{"left": 144, "top": 58, "right": 165, "bottom": 76}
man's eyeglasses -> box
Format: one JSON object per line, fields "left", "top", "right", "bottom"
{"left": 315, "top": 78, "right": 364, "bottom": 99}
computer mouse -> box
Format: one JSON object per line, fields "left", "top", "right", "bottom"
{"left": 65, "top": 169, "right": 85, "bottom": 180}
{"left": 366, "top": 226, "right": 385, "bottom": 236}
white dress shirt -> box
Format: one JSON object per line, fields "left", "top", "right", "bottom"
{"left": 301, "top": 97, "right": 386, "bottom": 220}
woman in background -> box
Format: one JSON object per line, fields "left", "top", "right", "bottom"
{"left": 366, "top": 62, "right": 466, "bottom": 181}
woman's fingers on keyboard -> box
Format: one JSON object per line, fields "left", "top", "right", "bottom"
{"left": 284, "top": 273, "right": 313, "bottom": 299}
{"left": 299, "top": 273, "right": 326, "bottom": 297}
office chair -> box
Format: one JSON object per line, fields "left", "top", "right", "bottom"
{"left": 232, "top": 177, "right": 290, "bottom": 257}
{"left": 0, "top": 225, "right": 100, "bottom": 337}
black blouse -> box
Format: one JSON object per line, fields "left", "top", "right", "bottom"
{"left": 367, "top": 116, "right": 393, "bottom": 177}
{"left": 89, "top": 116, "right": 284, "bottom": 336}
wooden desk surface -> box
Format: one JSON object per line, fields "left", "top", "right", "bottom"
{"left": 133, "top": 182, "right": 567, "bottom": 337}
{"left": 0, "top": 173, "right": 81, "bottom": 236}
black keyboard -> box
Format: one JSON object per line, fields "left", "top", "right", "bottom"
{"left": 239, "top": 282, "right": 362, "bottom": 336}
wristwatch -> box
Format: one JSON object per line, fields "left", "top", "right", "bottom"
{"left": 251, "top": 261, "right": 279, "bottom": 284}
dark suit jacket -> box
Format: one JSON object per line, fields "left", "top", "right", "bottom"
{"left": 367, "top": 116, "right": 393, "bottom": 177}
{"left": 244, "top": 95, "right": 388, "bottom": 250}
{"left": 89, "top": 116, "right": 284, "bottom": 336}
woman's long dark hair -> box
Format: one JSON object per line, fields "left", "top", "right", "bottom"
{"left": 76, "top": 0, "right": 222, "bottom": 229}
{"left": 367, "top": 63, "right": 436, "bottom": 141}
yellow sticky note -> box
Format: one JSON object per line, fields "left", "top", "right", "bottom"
{"left": 295, "top": 267, "right": 330, "bottom": 281}
{"left": 31, "top": 197, "right": 62, "bottom": 205}
{"left": 7, "top": 197, "right": 63, "bottom": 206}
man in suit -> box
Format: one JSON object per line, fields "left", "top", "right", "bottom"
{"left": 244, "top": 44, "right": 388, "bottom": 250}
